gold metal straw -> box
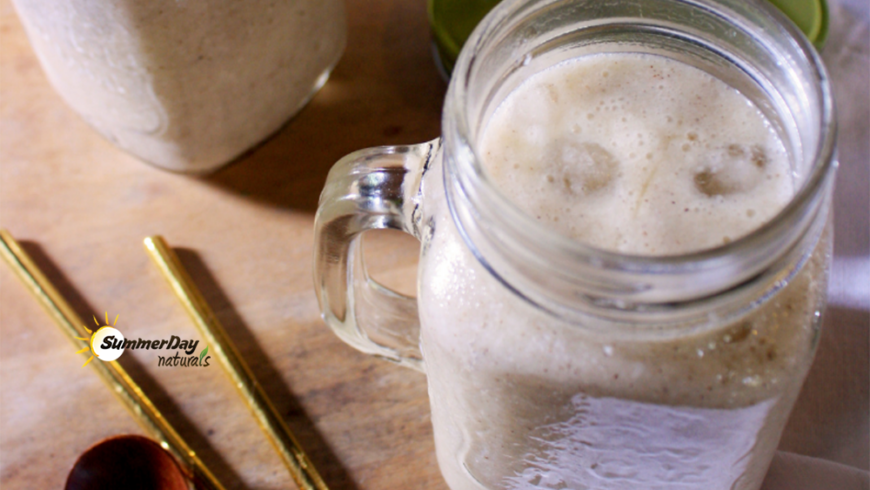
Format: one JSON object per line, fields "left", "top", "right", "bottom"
{"left": 143, "top": 235, "right": 329, "bottom": 490}
{"left": 0, "top": 229, "right": 225, "bottom": 490}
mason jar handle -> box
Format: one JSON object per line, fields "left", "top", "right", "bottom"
{"left": 313, "top": 139, "right": 439, "bottom": 372}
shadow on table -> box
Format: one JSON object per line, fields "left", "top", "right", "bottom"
{"left": 762, "top": 451, "right": 869, "bottom": 490}
{"left": 18, "top": 241, "right": 250, "bottom": 490}
{"left": 198, "top": 0, "right": 447, "bottom": 213}
{"left": 175, "top": 248, "right": 360, "bottom": 490}
{"left": 779, "top": 304, "right": 870, "bottom": 470}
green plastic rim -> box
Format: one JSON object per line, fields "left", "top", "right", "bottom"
{"left": 768, "top": 0, "right": 829, "bottom": 49}
{"left": 428, "top": 0, "right": 501, "bottom": 75}
{"left": 428, "top": 0, "right": 830, "bottom": 76}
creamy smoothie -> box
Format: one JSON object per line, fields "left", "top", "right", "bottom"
{"left": 419, "top": 54, "right": 829, "bottom": 489}
{"left": 11, "top": 0, "right": 345, "bottom": 172}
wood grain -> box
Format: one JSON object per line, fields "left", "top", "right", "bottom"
{"left": 0, "top": 0, "right": 448, "bottom": 488}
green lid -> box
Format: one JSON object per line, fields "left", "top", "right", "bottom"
{"left": 428, "top": 0, "right": 829, "bottom": 76}
{"left": 768, "top": 0, "right": 829, "bottom": 49}
{"left": 428, "top": 0, "right": 501, "bottom": 75}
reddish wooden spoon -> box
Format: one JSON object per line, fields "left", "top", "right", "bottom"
{"left": 65, "top": 435, "right": 189, "bottom": 490}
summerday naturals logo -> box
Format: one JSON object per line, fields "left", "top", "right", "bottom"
{"left": 76, "top": 312, "right": 211, "bottom": 368}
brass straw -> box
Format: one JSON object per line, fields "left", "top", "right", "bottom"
{"left": 0, "top": 229, "right": 225, "bottom": 490}
{"left": 143, "top": 235, "right": 328, "bottom": 490}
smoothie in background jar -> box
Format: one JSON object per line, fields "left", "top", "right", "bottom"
{"left": 11, "top": 0, "right": 346, "bottom": 173}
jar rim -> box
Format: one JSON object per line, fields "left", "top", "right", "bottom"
{"left": 441, "top": 0, "right": 837, "bottom": 322}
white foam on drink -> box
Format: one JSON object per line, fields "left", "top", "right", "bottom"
{"left": 479, "top": 53, "right": 793, "bottom": 255}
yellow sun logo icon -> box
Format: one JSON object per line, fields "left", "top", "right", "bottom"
{"left": 75, "top": 312, "right": 125, "bottom": 367}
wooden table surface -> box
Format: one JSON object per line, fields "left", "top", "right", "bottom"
{"left": 2, "top": 0, "right": 868, "bottom": 489}
{"left": 0, "top": 0, "right": 449, "bottom": 488}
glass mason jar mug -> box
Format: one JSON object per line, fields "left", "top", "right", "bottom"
{"left": 314, "top": 0, "right": 836, "bottom": 488}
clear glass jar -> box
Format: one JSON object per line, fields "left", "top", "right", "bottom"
{"left": 11, "top": 0, "right": 346, "bottom": 173}
{"left": 314, "top": 0, "right": 837, "bottom": 488}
